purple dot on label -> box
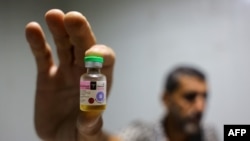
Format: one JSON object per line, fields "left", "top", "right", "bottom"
{"left": 96, "top": 92, "right": 104, "bottom": 102}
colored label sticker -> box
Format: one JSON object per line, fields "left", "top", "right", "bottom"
{"left": 80, "top": 81, "right": 106, "bottom": 105}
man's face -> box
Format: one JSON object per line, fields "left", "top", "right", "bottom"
{"left": 163, "top": 75, "right": 208, "bottom": 134}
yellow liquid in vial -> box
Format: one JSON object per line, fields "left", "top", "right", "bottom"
{"left": 80, "top": 105, "right": 106, "bottom": 111}
{"left": 80, "top": 68, "right": 106, "bottom": 112}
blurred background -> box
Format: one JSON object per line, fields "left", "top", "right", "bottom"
{"left": 1, "top": 0, "right": 250, "bottom": 140}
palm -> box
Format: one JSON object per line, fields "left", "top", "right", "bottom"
{"left": 35, "top": 65, "right": 82, "bottom": 139}
{"left": 26, "top": 9, "right": 115, "bottom": 140}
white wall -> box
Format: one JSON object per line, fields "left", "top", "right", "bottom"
{"left": 1, "top": 0, "right": 250, "bottom": 140}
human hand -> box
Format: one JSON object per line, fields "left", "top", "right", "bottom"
{"left": 25, "top": 9, "right": 115, "bottom": 141}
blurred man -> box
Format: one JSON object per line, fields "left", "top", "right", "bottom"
{"left": 118, "top": 66, "right": 218, "bottom": 141}
{"left": 25, "top": 9, "right": 218, "bottom": 141}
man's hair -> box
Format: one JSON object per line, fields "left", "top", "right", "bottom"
{"left": 165, "top": 66, "right": 206, "bottom": 94}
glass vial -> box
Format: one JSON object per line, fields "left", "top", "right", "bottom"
{"left": 80, "top": 56, "right": 107, "bottom": 111}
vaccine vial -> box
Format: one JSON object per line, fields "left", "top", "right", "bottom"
{"left": 80, "top": 56, "right": 106, "bottom": 111}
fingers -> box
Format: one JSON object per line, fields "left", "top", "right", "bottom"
{"left": 64, "top": 11, "right": 96, "bottom": 67}
{"left": 25, "top": 22, "right": 54, "bottom": 73}
{"left": 45, "top": 9, "right": 73, "bottom": 66}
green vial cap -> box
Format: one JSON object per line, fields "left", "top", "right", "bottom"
{"left": 84, "top": 56, "right": 104, "bottom": 63}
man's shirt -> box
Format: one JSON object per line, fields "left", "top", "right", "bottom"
{"left": 118, "top": 120, "right": 219, "bottom": 141}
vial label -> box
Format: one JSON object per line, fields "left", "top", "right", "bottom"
{"left": 80, "top": 81, "right": 106, "bottom": 105}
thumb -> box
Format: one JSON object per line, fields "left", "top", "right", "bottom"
{"left": 77, "top": 111, "right": 103, "bottom": 135}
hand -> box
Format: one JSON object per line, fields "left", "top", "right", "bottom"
{"left": 25, "top": 9, "right": 115, "bottom": 141}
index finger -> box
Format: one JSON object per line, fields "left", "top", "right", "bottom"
{"left": 64, "top": 11, "right": 96, "bottom": 67}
